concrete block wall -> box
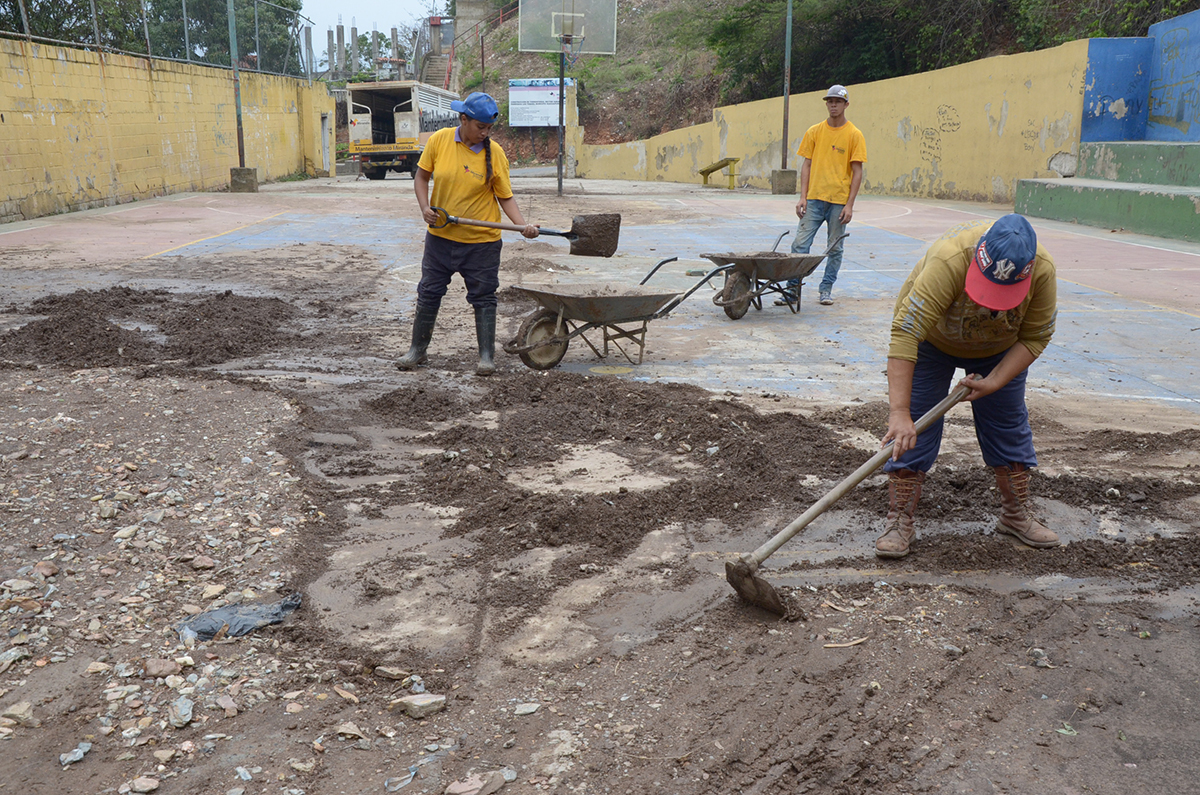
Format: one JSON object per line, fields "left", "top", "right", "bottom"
{"left": 1, "top": 38, "right": 335, "bottom": 224}
{"left": 576, "top": 40, "right": 1090, "bottom": 204}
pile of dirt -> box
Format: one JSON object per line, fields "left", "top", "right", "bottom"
{"left": 1, "top": 287, "right": 304, "bottom": 368}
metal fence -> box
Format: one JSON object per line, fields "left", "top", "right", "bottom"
{"left": 0, "top": 0, "right": 315, "bottom": 78}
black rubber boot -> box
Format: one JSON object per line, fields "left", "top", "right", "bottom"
{"left": 395, "top": 304, "right": 438, "bottom": 370}
{"left": 475, "top": 305, "right": 497, "bottom": 376}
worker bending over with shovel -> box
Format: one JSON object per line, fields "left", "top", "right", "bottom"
{"left": 397, "top": 92, "right": 539, "bottom": 376}
{"left": 876, "top": 213, "right": 1060, "bottom": 558}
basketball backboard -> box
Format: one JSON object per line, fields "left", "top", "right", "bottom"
{"left": 518, "top": 0, "right": 616, "bottom": 55}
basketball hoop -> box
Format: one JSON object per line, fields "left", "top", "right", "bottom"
{"left": 558, "top": 33, "right": 585, "bottom": 64}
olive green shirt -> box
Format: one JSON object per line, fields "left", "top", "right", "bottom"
{"left": 889, "top": 220, "right": 1057, "bottom": 362}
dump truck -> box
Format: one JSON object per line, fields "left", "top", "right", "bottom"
{"left": 346, "top": 81, "right": 460, "bottom": 180}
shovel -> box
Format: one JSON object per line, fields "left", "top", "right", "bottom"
{"left": 726, "top": 385, "right": 970, "bottom": 617}
{"left": 429, "top": 207, "right": 621, "bottom": 258}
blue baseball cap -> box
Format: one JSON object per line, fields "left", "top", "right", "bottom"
{"left": 965, "top": 214, "right": 1038, "bottom": 311}
{"left": 452, "top": 92, "right": 500, "bottom": 123}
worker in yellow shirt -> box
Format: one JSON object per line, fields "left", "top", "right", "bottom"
{"left": 784, "top": 84, "right": 866, "bottom": 307}
{"left": 396, "top": 92, "right": 539, "bottom": 376}
{"left": 876, "top": 214, "right": 1060, "bottom": 558}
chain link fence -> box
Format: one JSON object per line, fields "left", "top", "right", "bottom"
{"left": 0, "top": 0, "right": 315, "bottom": 78}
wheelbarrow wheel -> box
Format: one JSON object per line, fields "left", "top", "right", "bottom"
{"left": 516, "top": 309, "right": 569, "bottom": 370}
{"left": 722, "top": 272, "right": 752, "bottom": 320}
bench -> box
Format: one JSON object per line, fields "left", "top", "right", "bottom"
{"left": 699, "top": 157, "right": 740, "bottom": 190}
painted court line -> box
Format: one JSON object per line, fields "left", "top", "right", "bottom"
{"left": 139, "top": 211, "right": 289, "bottom": 258}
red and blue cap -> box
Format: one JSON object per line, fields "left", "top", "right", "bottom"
{"left": 452, "top": 92, "right": 500, "bottom": 123}
{"left": 965, "top": 214, "right": 1038, "bottom": 311}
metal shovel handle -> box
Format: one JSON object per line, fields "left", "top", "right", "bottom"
{"left": 745, "top": 384, "right": 970, "bottom": 568}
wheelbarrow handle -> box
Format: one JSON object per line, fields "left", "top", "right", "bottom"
{"left": 818, "top": 232, "right": 849, "bottom": 258}
{"left": 744, "top": 384, "right": 970, "bottom": 568}
{"left": 638, "top": 257, "right": 679, "bottom": 285}
{"left": 428, "top": 206, "right": 574, "bottom": 239}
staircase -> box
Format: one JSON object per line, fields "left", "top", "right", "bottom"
{"left": 1016, "top": 142, "right": 1200, "bottom": 243}
{"left": 422, "top": 54, "right": 451, "bottom": 88}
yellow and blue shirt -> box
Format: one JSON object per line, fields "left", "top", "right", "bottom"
{"left": 418, "top": 126, "right": 514, "bottom": 244}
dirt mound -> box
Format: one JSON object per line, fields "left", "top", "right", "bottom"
{"left": 500, "top": 256, "right": 569, "bottom": 274}
{"left": 0, "top": 287, "right": 303, "bottom": 367}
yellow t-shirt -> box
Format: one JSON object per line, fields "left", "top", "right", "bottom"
{"left": 418, "top": 127, "right": 515, "bottom": 244}
{"left": 889, "top": 220, "right": 1057, "bottom": 362}
{"left": 798, "top": 120, "right": 867, "bottom": 205}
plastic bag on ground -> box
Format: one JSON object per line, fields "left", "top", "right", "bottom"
{"left": 177, "top": 592, "right": 301, "bottom": 646}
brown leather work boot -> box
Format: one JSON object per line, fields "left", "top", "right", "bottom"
{"left": 994, "top": 463, "right": 1060, "bottom": 548}
{"left": 875, "top": 469, "right": 926, "bottom": 558}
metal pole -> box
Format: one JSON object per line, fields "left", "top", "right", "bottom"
{"left": 254, "top": 0, "right": 260, "bottom": 71}
{"left": 182, "top": 0, "right": 191, "bottom": 61}
{"left": 557, "top": 49, "right": 565, "bottom": 197}
{"left": 16, "top": 0, "right": 31, "bottom": 38}
{"left": 227, "top": 0, "right": 246, "bottom": 168}
{"left": 141, "top": 0, "right": 152, "bottom": 56}
{"left": 88, "top": 0, "right": 101, "bottom": 50}
{"left": 479, "top": 29, "right": 485, "bottom": 93}
{"left": 782, "top": 0, "right": 792, "bottom": 170}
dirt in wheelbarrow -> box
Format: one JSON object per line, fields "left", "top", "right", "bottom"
{"left": 2, "top": 235, "right": 1200, "bottom": 795}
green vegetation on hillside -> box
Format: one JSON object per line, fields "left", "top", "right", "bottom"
{"left": 707, "top": 0, "right": 1200, "bottom": 104}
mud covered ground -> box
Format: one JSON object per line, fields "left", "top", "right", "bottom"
{"left": 2, "top": 190, "right": 1200, "bottom": 795}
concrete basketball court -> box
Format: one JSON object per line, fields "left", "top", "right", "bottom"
{"left": 2, "top": 174, "right": 1197, "bottom": 426}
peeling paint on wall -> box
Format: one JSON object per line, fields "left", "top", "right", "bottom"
{"left": 578, "top": 39, "right": 1088, "bottom": 202}
{"left": 1, "top": 39, "right": 333, "bottom": 223}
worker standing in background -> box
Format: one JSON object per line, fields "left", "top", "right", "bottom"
{"left": 396, "top": 92, "right": 539, "bottom": 376}
{"left": 876, "top": 214, "right": 1060, "bottom": 559}
{"left": 784, "top": 84, "right": 867, "bottom": 307}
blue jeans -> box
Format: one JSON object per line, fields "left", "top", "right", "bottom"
{"left": 883, "top": 341, "right": 1037, "bottom": 474}
{"left": 789, "top": 199, "right": 846, "bottom": 295}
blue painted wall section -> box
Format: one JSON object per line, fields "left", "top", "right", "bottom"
{"left": 1082, "top": 38, "right": 1152, "bottom": 142}
{"left": 1148, "top": 8, "right": 1200, "bottom": 142}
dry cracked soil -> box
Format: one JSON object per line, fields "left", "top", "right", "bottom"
{"left": 1, "top": 193, "right": 1199, "bottom": 795}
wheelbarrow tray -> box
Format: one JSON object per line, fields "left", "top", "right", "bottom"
{"left": 699, "top": 251, "right": 825, "bottom": 282}
{"left": 512, "top": 283, "right": 682, "bottom": 324}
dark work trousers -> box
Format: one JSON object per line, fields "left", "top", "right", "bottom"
{"left": 883, "top": 340, "right": 1037, "bottom": 474}
{"left": 416, "top": 232, "right": 502, "bottom": 310}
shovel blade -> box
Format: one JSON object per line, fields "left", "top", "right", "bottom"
{"left": 567, "top": 213, "right": 621, "bottom": 257}
{"left": 725, "top": 558, "right": 797, "bottom": 618}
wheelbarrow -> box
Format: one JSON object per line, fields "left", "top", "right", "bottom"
{"left": 701, "top": 232, "right": 849, "bottom": 319}
{"left": 502, "top": 256, "right": 731, "bottom": 370}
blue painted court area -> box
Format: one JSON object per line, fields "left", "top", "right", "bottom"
{"left": 149, "top": 197, "right": 1199, "bottom": 415}
{"left": 559, "top": 216, "right": 1200, "bottom": 414}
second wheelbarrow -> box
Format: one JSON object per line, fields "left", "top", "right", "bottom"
{"left": 701, "top": 232, "right": 848, "bottom": 319}
{"left": 503, "top": 257, "right": 727, "bottom": 370}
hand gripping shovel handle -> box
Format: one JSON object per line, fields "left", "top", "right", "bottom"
{"left": 744, "top": 384, "right": 970, "bottom": 569}
{"left": 429, "top": 206, "right": 575, "bottom": 240}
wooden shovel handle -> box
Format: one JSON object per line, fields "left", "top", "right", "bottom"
{"left": 746, "top": 384, "right": 970, "bottom": 567}
{"left": 430, "top": 207, "right": 567, "bottom": 237}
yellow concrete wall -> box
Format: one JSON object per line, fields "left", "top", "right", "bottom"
{"left": 577, "top": 39, "right": 1089, "bottom": 203}
{"left": 1, "top": 38, "right": 335, "bottom": 223}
